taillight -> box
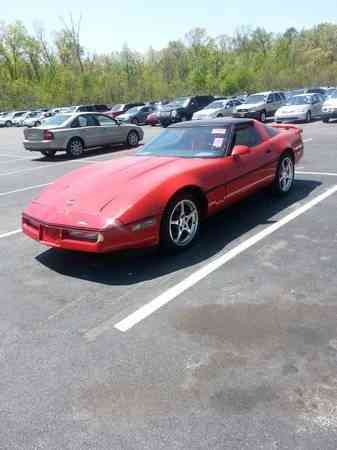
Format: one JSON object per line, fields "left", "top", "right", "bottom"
{"left": 43, "top": 130, "right": 54, "bottom": 140}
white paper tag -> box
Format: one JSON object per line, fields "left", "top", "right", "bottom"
{"left": 212, "top": 128, "right": 227, "bottom": 135}
{"left": 213, "top": 137, "right": 224, "bottom": 148}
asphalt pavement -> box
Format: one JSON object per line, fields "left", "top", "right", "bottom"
{"left": 0, "top": 121, "right": 337, "bottom": 449}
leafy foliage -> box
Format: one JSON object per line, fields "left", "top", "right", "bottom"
{"left": 0, "top": 20, "right": 336, "bottom": 109}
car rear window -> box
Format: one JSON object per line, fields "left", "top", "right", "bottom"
{"left": 265, "top": 126, "right": 280, "bottom": 138}
{"left": 42, "top": 115, "right": 69, "bottom": 127}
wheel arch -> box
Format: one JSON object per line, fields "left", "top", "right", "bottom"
{"left": 65, "top": 135, "right": 86, "bottom": 150}
{"left": 162, "top": 185, "right": 208, "bottom": 221}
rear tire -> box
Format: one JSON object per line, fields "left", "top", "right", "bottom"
{"left": 259, "top": 111, "right": 266, "bottom": 123}
{"left": 305, "top": 111, "right": 312, "bottom": 123}
{"left": 126, "top": 130, "right": 139, "bottom": 147}
{"left": 5, "top": 120, "right": 12, "bottom": 127}
{"left": 272, "top": 153, "right": 294, "bottom": 196}
{"left": 41, "top": 150, "right": 56, "bottom": 158}
{"left": 67, "top": 137, "right": 84, "bottom": 158}
{"left": 160, "top": 192, "right": 200, "bottom": 252}
{"left": 323, "top": 117, "right": 330, "bottom": 123}
{"left": 35, "top": 121, "right": 41, "bottom": 127}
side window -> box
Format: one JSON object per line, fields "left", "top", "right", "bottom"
{"left": 95, "top": 105, "right": 108, "bottom": 112}
{"left": 75, "top": 115, "right": 98, "bottom": 127}
{"left": 267, "top": 94, "right": 275, "bottom": 103}
{"left": 274, "top": 93, "right": 281, "bottom": 102}
{"left": 96, "top": 115, "right": 116, "bottom": 127}
{"left": 233, "top": 125, "right": 262, "bottom": 148}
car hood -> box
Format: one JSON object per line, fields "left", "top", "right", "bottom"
{"left": 25, "top": 155, "right": 211, "bottom": 228}
{"left": 236, "top": 102, "right": 264, "bottom": 110}
{"left": 194, "top": 108, "right": 220, "bottom": 117}
{"left": 323, "top": 99, "right": 337, "bottom": 108}
{"left": 277, "top": 105, "right": 309, "bottom": 113}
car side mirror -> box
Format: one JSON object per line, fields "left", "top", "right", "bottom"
{"left": 232, "top": 145, "right": 251, "bottom": 157}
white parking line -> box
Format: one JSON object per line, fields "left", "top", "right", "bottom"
{"left": 303, "top": 138, "right": 313, "bottom": 143}
{"left": 0, "top": 154, "right": 35, "bottom": 160}
{"left": 0, "top": 183, "right": 51, "bottom": 197}
{"left": 0, "top": 229, "right": 21, "bottom": 239}
{"left": 0, "top": 153, "right": 112, "bottom": 177}
{"left": 296, "top": 170, "right": 337, "bottom": 177}
{"left": 113, "top": 184, "right": 337, "bottom": 333}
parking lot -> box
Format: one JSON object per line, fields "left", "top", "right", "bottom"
{"left": 0, "top": 121, "right": 337, "bottom": 449}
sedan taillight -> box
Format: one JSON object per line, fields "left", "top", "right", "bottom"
{"left": 43, "top": 130, "right": 54, "bottom": 140}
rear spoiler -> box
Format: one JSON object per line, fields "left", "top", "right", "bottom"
{"left": 271, "top": 123, "right": 303, "bottom": 134}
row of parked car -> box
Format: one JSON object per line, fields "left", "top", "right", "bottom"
{"left": 2, "top": 86, "right": 337, "bottom": 131}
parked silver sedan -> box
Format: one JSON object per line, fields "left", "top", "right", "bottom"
{"left": 275, "top": 93, "right": 323, "bottom": 123}
{"left": 23, "top": 112, "right": 144, "bottom": 158}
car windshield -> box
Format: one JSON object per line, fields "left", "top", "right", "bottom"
{"left": 327, "top": 90, "right": 337, "bottom": 99}
{"left": 307, "top": 89, "right": 326, "bottom": 95}
{"left": 137, "top": 126, "right": 229, "bottom": 158}
{"left": 42, "top": 114, "right": 69, "bottom": 127}
{"left": 287, "top": 95, "right": 312, "bottom": 105}
{"left": 126, "top": 106, "right": 142, "bottom": 114}
{"left": 204, "top": 100, "right": 227, "bottom": 109}
{"left": 110, "top": 104, "right": 124, "bottom": 112}
{"left": 167, "top": 97, "right": 190, "bottom": 108}
{"left": 245, "top": 94, "right": 266, "bottom": 104}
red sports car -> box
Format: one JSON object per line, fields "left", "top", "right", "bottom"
{"left": 22, "top": 119, "right": 303, "bottom": 253}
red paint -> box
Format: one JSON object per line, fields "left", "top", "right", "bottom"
{"left": 145, "top": 112, "right": 160, "bottom": 126}
{"left": 22, "top": 121, "right": 303, "bottom": 253}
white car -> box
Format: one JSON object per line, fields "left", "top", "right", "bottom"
{"left": 23, "top": 111, "right": 48, "bottom": 128}
{"left": 275, "top": 93, "right": 323, "bottom": 123}
{"left": 192, "top": 99, "right": 242, "bottom": 120}
{"left": 321, "top": 90, "right": 337, "bottom": 122}
{"left": 13, "top": 111, "right": 34, "bottom": 127}
{"left": 0, "top": 111, "right": 27, "bottom": 127}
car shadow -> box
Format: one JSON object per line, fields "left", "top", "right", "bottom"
{"left": 30, "top": 143, "right": 143, "bottom": 163}
{"left": 36, "top": 179, "right": 321, "bottom": 286}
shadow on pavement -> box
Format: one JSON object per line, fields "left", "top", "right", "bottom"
{"left": 29, "top": 143, "right": 142, "bottom": 163}
{"left": 36, "top": 179, "right": 321, "bottom": 286}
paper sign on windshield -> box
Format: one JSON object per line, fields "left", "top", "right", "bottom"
{"left": 213, "top": 138, "right": 224, "bottom": 148}
{"left": 212, "top": 128, "right": 227, "bottom": 135}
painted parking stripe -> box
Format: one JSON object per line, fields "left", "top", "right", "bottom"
{"left": 113, "top": 184, "right": 337, "bottom": 333}
{"left": 0, "top": 183, "right": 52, "bottom": 197}
{"left": 0, "top": 153, "right": 113, "bottom": 177}
{"left": 296, "top": 170, "right": 337, "bottom": 177}
{"left": 303, "top": 138, "right": 313, "bottom": 143}
{"left": 0, "top": 229, "right": 21, "bottom": 239}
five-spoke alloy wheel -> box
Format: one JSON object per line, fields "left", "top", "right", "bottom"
{"left": 161, "top": 193, "right": 200, "bottom": 251}
{"left": 273, "top": 154, "right": 294, "bottom": 196}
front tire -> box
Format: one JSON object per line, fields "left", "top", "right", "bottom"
{"left": 272, "top": 154, "right": 294, "bottom": 196}
{"left": 67, "top": 137, "right": 84, "bottom": 158}
{"left": 5, "top": 120, "right": 12, "bottom": 127}
{"left": 323, "top": 117, "right": 330, "bottom": 123}
{"left": 35, "top": 121, "right": 41, "bottom": 127}
{"left": 160, "top": 193, "right": 200, "bottom": 252}
{"left": 305, "top": 111, "right": 312, "bottom": 123}
{"left": 126, "top": 130, "right": 139, "bottom": 147}
{"left": 259, "top": 111, "right": 267, "bottom": 122}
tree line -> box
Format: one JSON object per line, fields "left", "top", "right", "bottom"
{"left": 1, "top": 18, "right": 337, "bottom": 110}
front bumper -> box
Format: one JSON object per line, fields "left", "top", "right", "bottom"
{"left": 233, "top": 110, "right": 261, "bottom": 119}
{"left": 274, "top": 112, "right": 307, "bottom": 122}
{"left": 321, "top": 110, "right": 337, "bottom": 119}
{"left": 22, "top": 214, "right": 159, "bottom": 253}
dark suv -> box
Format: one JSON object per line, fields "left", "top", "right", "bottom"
{"left": 159, "top": 96, "right": 214, "bottom": 127}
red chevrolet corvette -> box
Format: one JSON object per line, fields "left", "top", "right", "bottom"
{"left": 22, "top": 119, "right": 303, "bottom": 253}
